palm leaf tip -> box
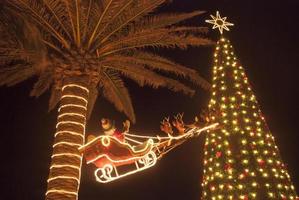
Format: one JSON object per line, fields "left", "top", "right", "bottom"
{"left": 135, "top": 10, "right": 206, "bottom": 30}
{"left": 100, "top": 70, "right": 136, "bottom": 123}
{"left": 188, "top": 73, "right": 211, "bottom": 91}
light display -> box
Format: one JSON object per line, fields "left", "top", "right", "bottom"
{"left": 201, "top": 13, "right": 298, "bottom": 199}
{"left": 79, "top": 123, "right": 218, "bottom": 183}
{"left": 46, "top": 83, "right": 89, "bottom": 200}
{"left": 205, "top": 11, "right": 234, "bottom": 34}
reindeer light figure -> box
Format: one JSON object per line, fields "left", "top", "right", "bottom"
{"left": 172, "top": 113, "right": 186, "bottom": 135}
{"left": 160, "top": 117, "right": 174, "bottom": 135}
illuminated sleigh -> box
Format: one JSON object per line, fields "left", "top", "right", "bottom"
{"left": 79, "top": 136, "right": 157, "bottom": 183}
{"left": 79, "top": 123, "right": 218, "bottom": 183}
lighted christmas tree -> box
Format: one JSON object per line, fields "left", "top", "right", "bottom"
{"left": 201, "top": 12, "right": 298, "bottom": 200}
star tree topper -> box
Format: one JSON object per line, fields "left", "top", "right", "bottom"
{"left": 205, "top": 11, "right": 234, "bottom": 34}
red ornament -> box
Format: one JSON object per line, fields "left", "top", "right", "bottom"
{"left": 216, "top": 151, "right": 222, "bottom": 158}
{"left": 224, "top": 163, "right": 231, "bottom": 171}
{"left": 258, "top": 159, "right": 265, "bottom": 166}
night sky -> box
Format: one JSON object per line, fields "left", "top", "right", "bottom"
{"left": 1, "top": 1, "right": 299, "bottom": 200}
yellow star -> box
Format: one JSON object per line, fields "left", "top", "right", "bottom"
{"left": 205, "top": 11, "right": 234, "bottom": 34}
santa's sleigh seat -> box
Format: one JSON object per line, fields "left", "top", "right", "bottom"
{"left": 79, "top": 135, "right": 157, "bottom": 183}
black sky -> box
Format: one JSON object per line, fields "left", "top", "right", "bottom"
{"left": 1, "top": 0, "right": 299, "bottom": 200}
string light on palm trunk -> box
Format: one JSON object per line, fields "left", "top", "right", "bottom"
{"left": 62, "top": 84, "right": 90, "bottom": 93}
{"left": 55, "top": 130, "right": 85, "bottom": 138}
{"left": 47, "top": 176, "right": 80, "bottom": 184}
{"left": 46, "top": 83, "right": 89, "bottom": 200}
{"left": 61, "top": 94, "right": 88, "bottom": 105}
{"left": 53, "top": 141, "right": 82, "bottom": 148}
{"left": 56, "top": 120, "right": 85, "bottom": 129}
{"left": 46, "top": 189, "right": 79, "bottom": 197}
{"left": 50, "top": 164, "right": 81, "bottom": 170}
{"left": 58, "top": 112, "right": 86, "bottom": 119}
{"left": 58, "top": 104, "right": 87, "bottom": 112}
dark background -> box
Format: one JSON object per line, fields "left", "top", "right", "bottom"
{"left": 1, "top": 0, "right": 298, "bottom": 199}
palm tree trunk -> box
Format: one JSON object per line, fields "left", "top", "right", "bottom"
{"left": 46, "top": 77, "right": 89, "bottom": 200}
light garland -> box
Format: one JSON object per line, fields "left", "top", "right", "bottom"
{"left": 51, "top": 153, "right": 81, "bottom": 159}
{"left": 58, "top": 112, "right": 86, "bottom": 119}
{"left": 55, "top": 130, "right": 84, "bottom": 138}
{"left": 56, "top": 121, "right": 85, "bottom": 129}
{"left": 52, "top": 141, "right": 82, "bottom": 148}
{"left": 61, "top": 94, "right": 88, "bottom": 105}
{"left": 62, "top": 84, "right": 90, "bottom": 94}
{"left": 58, "top": 104, "right": 87, "bottom": 112}
{"left": 50, "top": 164, "right": 81, "bottom": 170}
{"left": 201, "top": 33, "right": 297, "bottom": 199}
{"left": 46, "top": 189, "right": 78, "bottom": 196}
{"left": 46, "top": 83, "right": 89, "bottom": 200}
{"left": 47, "top": 176, "right": 80, "bottom": 183}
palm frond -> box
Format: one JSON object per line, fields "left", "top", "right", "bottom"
{"left": 42, "top": 0, "right": 73, "bottom": 40}
{"left": 0, "top": 64, "right": 35, "bottom": 87}
{"left": 30, "top": 70, "right": 53, "bottom": 97}
{"left": 131, "top": 51, "right": 211, "bottom": 90}
{"left": 61, "top": 0, "right": 76, "bottom": 43}
{"left": 87, "top": 0, "right": 131, "bottom": 48}
{"left": 103, "top": 51, "right": 211, "bottom": 90}
{"left": 92, "top": 0, "right": 167, "bottom": 49}
{"left": 133, "top": 10, "right": 205, "bottom": 31}
{"left": 103, "top": 61, "right": 195, "bottom": 96}
{"left": 0, "top": 48, "right": 32, "bottom": 65}
{"left": 99, "top": 69, "right": 135, "bottom": 123}
{"left": 1, "top": 0, "right": 212, "bottom": 123}
{"left": 97, "top": 27, "right": 211, "bottom": 56}
{"left": 75, "top": 0, "right": 81, "bottom": 46}
{"left": 86, "top": 84, "right": 98, "bottom": 120}
{"left": 8, "top": 0, "right": 70, "bottom": 49}
{"left": 81, "top": 0, "right": 93, "bottom": 42}
{"left": 48, "top": 85, "right": 61, "bottom": 111}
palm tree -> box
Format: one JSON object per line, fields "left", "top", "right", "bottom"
{"left": 1, "top": 1, "right": 212, "bottom": 200}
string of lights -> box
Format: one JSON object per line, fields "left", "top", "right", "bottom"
{"left": 201, "top": 36, "right": 297, "bottom": 200}
{"left": 46, "top": 83, "right": 89, "bottom": 200}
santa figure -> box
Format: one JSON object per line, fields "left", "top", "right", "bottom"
{"left": 101, "top": 118, "right": 130, "bottom": 142}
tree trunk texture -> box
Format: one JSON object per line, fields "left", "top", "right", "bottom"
{"left": 46, "top": 77, "right": 89, "bottom": 200}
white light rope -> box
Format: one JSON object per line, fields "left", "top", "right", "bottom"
{"left": 46, "top": 83, "right": 88, "bottom": 199}
{"left": 55, "top": 130, "right": 84, "bottom": 138}
{"left": 56, "top": 121, "right": 85, "bottom": 129}
{"left": 58, "top": 104, "right": 87, "bottom": 112}
{"left": 46, "top": 189, "right": 78, "bottom": 196}
{"left": 62, "top": 84, "right": 89, "bottom": 94}
{"left": 50, "top": 164, "right": 80, "bottom": 170}
{"left": 53, "top": 141, "right": 82, "bottom": 148}
{"left": 51, "top": 153, "right": 81, "bottom": 159}
{"left": 47, "top": 176, "right": 80, "bottom": 183}
{"left": 58, "top": 112, "right": 86, "bottom": 119}
{"left": 61, "top": 95, "right": 88, "bottom": 105}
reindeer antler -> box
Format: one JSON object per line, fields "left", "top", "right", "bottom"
{"left": 172, "top": 113, "right": 185, "bottom": 134}
{"left": 160, "top": 117, "right": 173, "bottom": 135}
